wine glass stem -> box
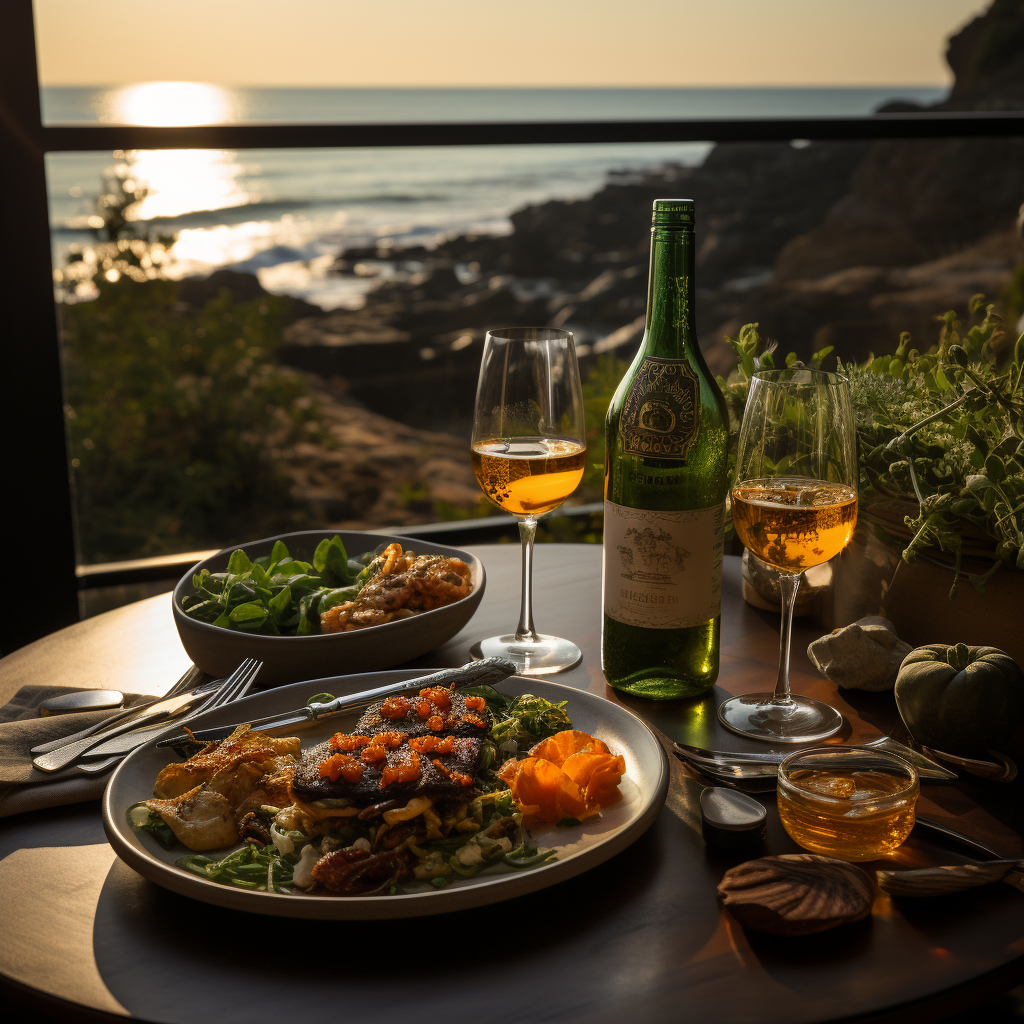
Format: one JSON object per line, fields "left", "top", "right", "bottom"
{"left": 515, "top": 517, "right": 539, "bottom": 642}
{"left": 772, "top": 571, "right": 802, "bottom": 704}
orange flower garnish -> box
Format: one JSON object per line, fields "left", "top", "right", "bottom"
{"left": 376, "top": 731, "right": 408, "bottom": 749}
{"left": 409, "top": 735, "right": 456, "bottom": 754}
{"left": 561, "top": 751, "right": 626, "bottom": 807}
{"left": 529, "top": 730, "right": 610, "bottom": 766}
{"left": 450, "top": 770, "right": 474, "bottom": 788}
{"left": 499, "top": 730, "right": 624, "bottom": 822}
{"left": 427, "top": 715, "right": 445, "bottom": 731}
{"left": 361, "top": 744, "right": 386, "bottom": 764}
{"left": 329, "top": 733, "right": 372, "bottom": 752}
{"left": 498, "top": 756, "right": 589, "bottom": 822}
{"left": 319, "top": 753, "right": 365, "bottom": 783}
{"left": 381, "top": 751, "right": 421, "bottom": 787}
{"left": 416, "top": 700, "right": 432, "bottom": 719}
{"left": 419, "top": 686, "right": 452, "bottom": 711}
{"left": 380, "top": 697, "right": 410, "bottom": 719}
{"left": 462, "top": 713, "right": 486, "bottom": 729}
{"left": 464, "top": 695, "right": 487, "bottom": 712}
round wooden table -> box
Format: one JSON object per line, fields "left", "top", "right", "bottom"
{"left": 1, "top": 548, "right": 1022, "bottom": 1024}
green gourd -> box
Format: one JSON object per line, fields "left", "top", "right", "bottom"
{"left": 894, "top": 644, "right": 1024, "bottom": 756}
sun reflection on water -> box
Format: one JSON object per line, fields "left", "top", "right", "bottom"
{"left": 111, "top": 81, "right": 234, "bottom": 126}
{"left": 124, "top": 149, "right": 253, "bottom": 220}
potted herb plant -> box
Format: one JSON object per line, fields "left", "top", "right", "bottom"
{"left": 719, "top": 296, "right": 1024, "bottom": 664}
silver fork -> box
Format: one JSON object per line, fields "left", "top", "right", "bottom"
{"left": 30, "top": 664, "right": 207, "bottom": 756}
{"left": 36, "top": 659, "right": 262, "bottom": 772}
{"left": 73, "top": 661, "right": 263, "bottom": 776}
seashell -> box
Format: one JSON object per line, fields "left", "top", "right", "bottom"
{"left": 876, "top": 860, "right": 1023, "bottom": 897}
{"left": 717, "top": 853, "right": 874, "bottom": 935}
{"left": 807, "top": 616, "right": 912, "bottom": 691}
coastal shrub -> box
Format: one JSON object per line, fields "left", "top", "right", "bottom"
{"left": 61, "top": 275, "right": 327, "bottom": 562}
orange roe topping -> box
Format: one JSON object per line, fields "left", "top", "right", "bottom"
{"left": 416, "top": 699, "right": 432, "bottom": 719}
{"left": 419, "top": 686, "right": 452, "bottom": 711}
{"left": 330, "top": 733, "right": 372, "bottom": 752}
{"left": 319, "top": 753, "right": 365, "bottom": 783}
{"left": 427, "top": 715, "right": 445, "bottom": 732}
{"left": 380, "top": 697, "right": 410, "bottom": 719}
{"left": 464, "top": 695, "right": 487, "bottom": 712}
{"left": 462, "top": 713, "right": 486, "bottom": 729}
{"left": 381, "top": 751, "right": 421, "bottom": 787}
{"left": 409, "top": 735, "right": 456, "bottom": 755}
{"left": 432, "top": 758, "right": 450, "bottom": 777}
{"left": 376, "top": 731, "right": 409, "bottom": 749}
{"left": 450, "top": 770, "right": 474, "bottom": 788}
{"left": 361, "top": 744, "right": 386, "bottom": 764}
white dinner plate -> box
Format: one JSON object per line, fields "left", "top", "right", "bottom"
{"left": 102, "top": 670, "right": 669, "bottom": 919}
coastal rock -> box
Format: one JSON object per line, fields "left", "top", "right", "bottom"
{"left": 807, "top": 616, "right": 912, "bottom": 692}
{"left": 276, "top": 373, "right": 482, "bottom": 528}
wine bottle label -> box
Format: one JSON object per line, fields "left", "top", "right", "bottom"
{"left": 618, "top": 356, "right": 700, "bottom": 460}
{"left": 603, "top": 500, "right": 724, "bottom": 629}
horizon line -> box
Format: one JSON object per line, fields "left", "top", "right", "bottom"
{"left": 40, "top": 82, "right": 951, "bottom": 92}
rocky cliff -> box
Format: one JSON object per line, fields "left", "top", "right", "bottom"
{"left": 281, "top": 0, "right": 1023, "bottom": 397}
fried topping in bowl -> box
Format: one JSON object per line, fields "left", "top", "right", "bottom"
{"left": 320, "top": 546, "right": 473, "bottom": 633}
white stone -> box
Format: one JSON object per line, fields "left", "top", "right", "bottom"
{"left": 807, "top": 617, "right": 912, "bottom": 691}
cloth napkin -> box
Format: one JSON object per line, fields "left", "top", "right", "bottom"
{"left": 0, "top": 683, "right": 148, "bottom": 818}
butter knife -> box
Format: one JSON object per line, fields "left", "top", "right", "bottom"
{"left": 155, "top": 658, "right": 517, "bottom": 753}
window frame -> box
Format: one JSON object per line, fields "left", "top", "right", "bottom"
{"left": 3, "top": 0, "right": 1022, "bottom": 650}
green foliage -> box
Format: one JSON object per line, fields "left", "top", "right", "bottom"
{"left": 718, "top": 298, "right": 1024, "bottom": 595}
{"left": 62, "top": 275, "right": 329, "bottom": 561}
{"left": 580, "top": 354, "right": 629, "bottom": 502}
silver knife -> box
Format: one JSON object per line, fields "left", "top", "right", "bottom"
{"left": 154, "top": 658, "right": 517, "bottom": 752}
{"left": 33, "top": 689, "right": 214, "bottom": 773}
{"left": 673, "top": 736, "right": 958, "bottom": 781}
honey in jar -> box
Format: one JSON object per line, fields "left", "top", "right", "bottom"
{"left": 777, "top": 748, "right": 919, "bottom": 861}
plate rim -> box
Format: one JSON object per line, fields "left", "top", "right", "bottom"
{"left": 102, "top": 671, "right": 670, "bottom": 919}
{"left": 171, "top": 529, "right": 486, "bottom": 646}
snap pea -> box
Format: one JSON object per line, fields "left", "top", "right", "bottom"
{"left": 503, "top": 844, "right": 557, "bottom": 869}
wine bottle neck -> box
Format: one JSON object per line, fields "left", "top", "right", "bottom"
{"left": 643, "top": 229, "right": 696, "bottom": 358}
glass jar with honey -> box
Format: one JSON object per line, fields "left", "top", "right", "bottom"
{"left": 777, "top": 746, "right": 919, "bottom": 861}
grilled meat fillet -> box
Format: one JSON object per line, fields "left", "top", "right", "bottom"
{"left": 290, "top": 688, "right": 492, "bottom": 804}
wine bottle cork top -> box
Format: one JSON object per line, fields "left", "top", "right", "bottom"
{"left": 652, "top": 198, "right": 695, "bottom": 226}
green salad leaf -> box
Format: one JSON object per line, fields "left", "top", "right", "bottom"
{"left": 181, "top": 536, "right": 383, "bottom": 636}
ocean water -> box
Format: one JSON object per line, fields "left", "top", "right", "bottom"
{"left": 44, "top": 86, "right": 945, "bottom": 309}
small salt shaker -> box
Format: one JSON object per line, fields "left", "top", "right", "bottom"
{"left": 700, "top": 787, "right": 767, "bottom": 855}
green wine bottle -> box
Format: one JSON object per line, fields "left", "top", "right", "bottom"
{"left": 602, "top": 199, "right": 729, "bottom": 699}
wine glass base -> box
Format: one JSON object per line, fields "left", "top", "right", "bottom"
{"left": 718, "top": 693, "right": 843, "bottom": 743}
{"left": 470, "top": 634, "right": 582, "bottom": 676}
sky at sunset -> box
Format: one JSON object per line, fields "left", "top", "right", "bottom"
{"left": 35, "top": 0, "right": 987, "bottom": 88}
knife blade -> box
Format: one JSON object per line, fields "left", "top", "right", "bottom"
{"left": 33, "top": 689, "right": 212, "bottom": 773}
{"left": 673, "top": 736, "right": 958, "bottom": 781}
{"left": 154, "top": 658, "right": 517, "bottom": 752}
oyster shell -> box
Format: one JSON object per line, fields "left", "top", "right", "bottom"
{"left": 717, "top": 853, "right": 874, "bottom": 935}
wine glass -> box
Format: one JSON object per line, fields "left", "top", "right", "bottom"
{"left": 718, "top": 367, "right": 858, "bottom": 742}
{"left": 469, "top": 327, "right": 586, "bottom": 675}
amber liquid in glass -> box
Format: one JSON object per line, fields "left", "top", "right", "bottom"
{"left": 779, "top": 768, "right": 917, "bottom": 861}
{"left": 731, "top": 477, "right": 858, "bottom": 572}
{"left": 471, "top": 437, "right": 586, "bottom": 516}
